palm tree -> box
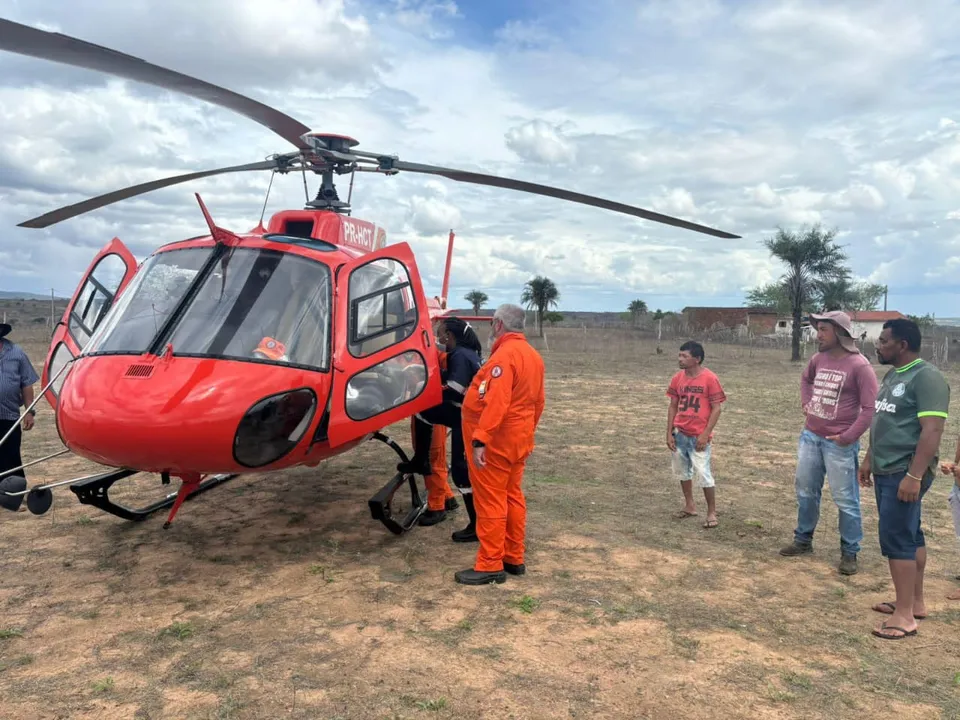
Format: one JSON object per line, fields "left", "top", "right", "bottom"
{"left": 628, "top": 299, "right": 648, "bottom": 327}
{"left": 763, "top": 225, "right": 849, "bottom": 361}
{"left": 464, "top": 290, "right": 488, "bottom": 315}
{"left": 520, "top": 275, "right": 560, "bottom": 337}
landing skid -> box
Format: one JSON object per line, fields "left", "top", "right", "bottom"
{"left": 368, "top": 431, "right": 426, "bottom": 535}
{"left": 69, "top": 469, "right": 237, "bottom": 522}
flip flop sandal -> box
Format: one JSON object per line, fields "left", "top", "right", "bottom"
{"left": 674, "top": 510, "right": 698, "bottom": 519}
{"left": 872, "top": 601, "right": 927, "bottom": 620}
{"left": 703, "top": 519, "right": 718, "bottom": 528}
{"left": 872, "top": 624, "right": 917, "bottom": 640}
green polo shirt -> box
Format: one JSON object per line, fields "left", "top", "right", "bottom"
{"left": 868, "top": 358, "right": 950, "bottom": 476}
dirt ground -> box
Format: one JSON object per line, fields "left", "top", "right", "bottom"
{"left": 2, "top": 324, "right": 960, "bottom": 719}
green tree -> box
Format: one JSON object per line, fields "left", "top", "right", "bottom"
{"left": 908, "top": 313, "right": 936, "bottom": 330}
{"left": 464, "top": 290, "right": 488, "bottom": 315}
{"left": 761, "top": 225, "right": 849, "bottom": 361}
{"left": 745, "top": 282, "right": 794, "bottom": 315}
{"left": 544, "top": 311, "right": 564, "bottom": 326}
{"left": 520, "top": 275, "right": 560, "bottom": 337}
{"left": 818, "top": 278, "right": 886, "bottom": 312}
{"left": 628, "top": 299, "right": 648, "bottom": 327}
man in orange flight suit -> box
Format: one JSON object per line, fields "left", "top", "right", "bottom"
{"left": 455, "top": 303, "right": 545, "bottom": 585}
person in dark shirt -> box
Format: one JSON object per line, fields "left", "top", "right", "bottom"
{"left": 0, "top": 323, "right": 39, "bottom": 509}
{"left": 398, "top": 317, "right": 483, "bottom": 538}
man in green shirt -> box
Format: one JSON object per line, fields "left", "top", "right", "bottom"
{"left": 859, "top": 318, "right": 950, "bottom": 640}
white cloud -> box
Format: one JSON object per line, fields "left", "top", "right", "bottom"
{"left": 505, "top": 120, "right": 576, "bottom": 165}
{"left": 407, "top": 194, "right": 461, "bottom": 235}
{"left": 3, "top": 0, "right": 960, "bottom": 316}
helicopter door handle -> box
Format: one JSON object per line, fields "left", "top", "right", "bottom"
{"left": 421, "top": 330, "right": 430, "bottom": 349}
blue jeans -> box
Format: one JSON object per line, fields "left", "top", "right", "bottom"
{"left": 874, "top": 471, "right": 933, "bottom": 560}
{"left": 793, "top": 429, "right": 862, "bottom": 555}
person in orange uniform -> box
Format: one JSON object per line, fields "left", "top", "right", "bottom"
{"left": 455, "top": 303, "right": 545, "bottom": 585}
{"left": 415, "top": 347, "right": 458, "bottom": 523}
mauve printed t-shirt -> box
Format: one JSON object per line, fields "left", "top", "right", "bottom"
{"left": 801, "top": 350, "right": 878, "bottom": 445}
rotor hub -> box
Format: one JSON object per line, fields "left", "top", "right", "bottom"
{"left": 302, "top": 133, "right": 359, "bottom": 154}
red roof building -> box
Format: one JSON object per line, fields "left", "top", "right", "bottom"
{"left": 847, "top": 311, "right": 907, "bottom": 322}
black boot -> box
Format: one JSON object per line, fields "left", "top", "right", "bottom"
{"left": 444, "top": 496, "right": 459, "bottom": 511}
{"left": 397, "top": 418, "right": 433, "bottom": 475}
{"left": 452, "top": 492, "right": 478, "bottom": 543}
{"left": 418, "top": 508, "right": 447, "bottom": 526}
{"left": 454, "top": 568, "right": 506, "bottom": 585}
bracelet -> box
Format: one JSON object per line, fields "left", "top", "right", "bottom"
{"left": 906, "top": 472, "right": 923, "bottom": 481}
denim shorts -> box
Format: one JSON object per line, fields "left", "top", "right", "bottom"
{"left": 874, "top": 470, "right": 934, "bottom": 561}
{"left": 671, "top": 430, "right": 714, "bottom": 489}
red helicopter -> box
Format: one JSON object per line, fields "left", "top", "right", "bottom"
{"left": 0, "top": 18, "right": 740, "bottom": 533}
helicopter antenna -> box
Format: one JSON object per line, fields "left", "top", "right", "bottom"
{"left": 346, "top": 169, "right": 356, "bottom": 216}
{"left": 258, "top": 170, "right": 276, "bottom": 229}
{"left": 300, "top": 163, "right": 310, "bottom": 204}
{"left": 195, "top": 194, "right": 242, "bottom": 246}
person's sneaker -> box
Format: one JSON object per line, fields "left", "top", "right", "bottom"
{"left": 839, "top": 553, "right": 858, "bottom": 575}
{"left": 779, "top": 541, "right": 813, "bottom": 556}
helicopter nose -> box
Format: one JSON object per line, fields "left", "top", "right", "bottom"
{"left": 55, "top": 356, "right": 327, "bottom": 474}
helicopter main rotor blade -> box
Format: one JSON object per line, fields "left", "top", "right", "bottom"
{"left": 0, "top": 18, "right": 312, "bottom": 150}
{"left": 18, "top": 160, "right": 281, "bottom": 229}
{"left": 386, "top": 159, "right": 741, "bottom": 239}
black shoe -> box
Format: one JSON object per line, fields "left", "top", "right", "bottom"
{"left": 398, "top": 417, "right": 435, "bottom": 475}
{"left": 397, "top": 457, "right": 431, "bottom": 476}
{"left": 503, "top": 562, "right": 526, "bottom": 576}
{"left": 454, "top": 568, "right": 506, "bottom": 585}
{"left": 417, "top": 509, "right": 446, "bottom": 526}
{"left": 0, "top": 475, "right": 26, "bottom": 512}
{"left": 452, "top": 526, "right": 478, "bottom": 543}
{"left": 445, "top": 497, "right": 459, "bottom": 512}
{"left": 839, "top": 553, "right": 858, "bottom": 575}
{"left": 779, "top": 541, "right": 813, "bottom": 556}
{"left": 452, "top": 492, "right": 478, "bottom": 542}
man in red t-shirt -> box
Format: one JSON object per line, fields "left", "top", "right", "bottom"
{"left": 666, "top": 340, "right": 727, "bottom": 528}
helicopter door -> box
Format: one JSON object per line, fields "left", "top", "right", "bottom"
{"left": 326, "top": 243, "right": 443, "bottom": 448}
{"left": 40, "top": 237, "right": 138, "bottom": 407}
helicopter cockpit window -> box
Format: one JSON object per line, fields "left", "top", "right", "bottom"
{"left": 86, "top": 247, "right": 213, "bottom": 355}
{"left": 166, "top": 248, "right": 332, "bottom": 371}
{"left": 348, "top": 258, "right": 417, "bottom": 358}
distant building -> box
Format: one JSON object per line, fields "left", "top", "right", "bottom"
{"left": 774, "top": 315, "right": 816, "bottom": 341}
{"left": 682, "top": 306, "right": 779, "bottom": 334}
{"left": 775, "top": 310, "right": 908, "bottom": 343}
{"left": 848, "top": 311, "right": 907, "bottom": 342}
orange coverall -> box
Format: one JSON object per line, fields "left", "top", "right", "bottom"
{"left": 413, "top": 351, "right": 456, "bottom": 511}
{"left": 461, "top": 331, "right": 545, "bottom": 572}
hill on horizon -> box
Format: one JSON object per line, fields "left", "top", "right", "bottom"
{"left": 0, "top": 291, "right": 70, "bottom": 301}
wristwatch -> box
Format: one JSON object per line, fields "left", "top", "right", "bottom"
{"left": 471, "top": 439, "right": 485, "bottom": 448}
{"left": 27, "top": 409, "right": 35, "bottom": 417}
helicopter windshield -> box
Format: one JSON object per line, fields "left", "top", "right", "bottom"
{"left": 86, "top": 247, "right": 214, "bottom": 355}
{"left": 86, "top": 246, "right": 332, "bottom": 371}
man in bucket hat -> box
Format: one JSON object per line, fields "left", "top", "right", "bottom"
{"left": 0, "top": 322, "right": 39, "bottom": 509}
{"left": 779, "top": 310, "right": 879, "bottom": 575}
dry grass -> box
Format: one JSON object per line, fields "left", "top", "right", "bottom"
{"left": 3, "top": 321, "right": 960, "bottom": 720}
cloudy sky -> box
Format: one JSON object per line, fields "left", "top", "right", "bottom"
{"left": 2, "top": 0, "right": 960, "bottom": 316}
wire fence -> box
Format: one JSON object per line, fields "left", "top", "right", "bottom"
{"left": 541, "top": 316, "right": 960, "bottom": 368}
